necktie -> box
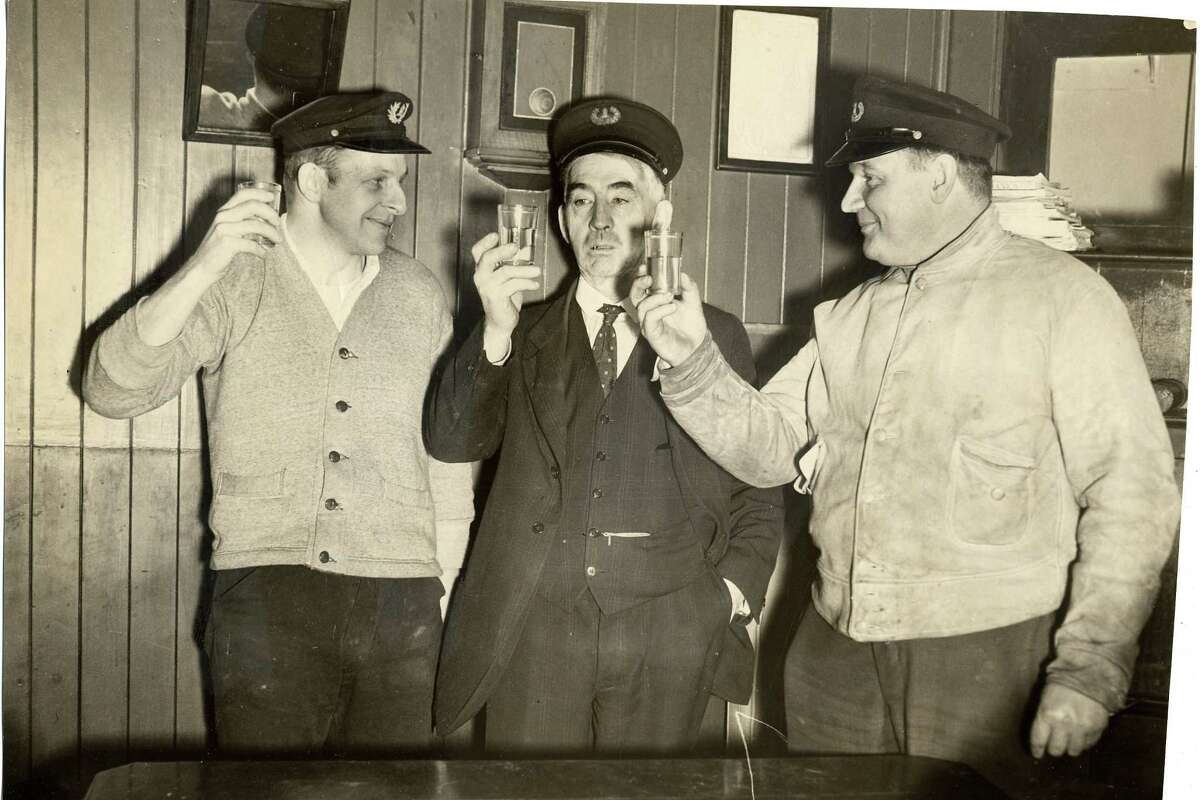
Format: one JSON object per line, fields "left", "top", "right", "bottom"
{"left": 592, "top": 303, "right": 625, "bottom": 397}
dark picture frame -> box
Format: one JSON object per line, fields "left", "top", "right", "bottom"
{"left": 499, "top": 3, "right": 588, "bottom": 132}
{"left": 716, "top": 6, "right": 830, "bottom": 175}
{"left": 183, "top": 0, "right": 351, "bottom": 147}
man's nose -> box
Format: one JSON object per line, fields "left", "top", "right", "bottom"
{"left": 840, "top": 178, "right": 865, "bottom": 214}
{"left": 383, "top": 186, "right": 407, "bottom": 216}
{"left": 590, "top": 201, "right": 613, "bottom": 230}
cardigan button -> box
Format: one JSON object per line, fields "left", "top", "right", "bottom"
{"left": 325, "top": 498, "right": 339, "bottom": 510}
{"left": 338, "top": 347, "right": 353, "bottom": 359}
{"left": 329, "top": 451, "right": 342, "bottom": 463}
{"left": 318, "top": 551, "right": 331, "bottom": 563}
{"left": 335, "top": 400, "right": 350, "bottom": 412}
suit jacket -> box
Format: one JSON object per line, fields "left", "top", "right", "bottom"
{"left": 425, "top": 284, "right": 783, "bottom": 734}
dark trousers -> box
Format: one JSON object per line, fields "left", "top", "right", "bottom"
{"left": 204, "top": 566, "right": 442, "bottom": 758}
{"left": 484, "top": 568, "right": 731, "bottom": 755}
{"left": 785, "top": 604, "right": 1082, "bottom": 799}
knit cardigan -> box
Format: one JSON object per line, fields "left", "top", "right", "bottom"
{"left": 83, "top": 241, "right": 474, "bottom": 579}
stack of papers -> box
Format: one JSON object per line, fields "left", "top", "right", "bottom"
{"left": 992, "top": 174, "right": 1094, "bottom": 252}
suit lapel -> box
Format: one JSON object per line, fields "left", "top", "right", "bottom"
{"left": 521, "top": 283, "right": 577, "bottom": 468}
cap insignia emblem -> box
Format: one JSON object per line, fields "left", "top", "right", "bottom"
{"left": 590, "top": 106, "right": 621, "bottom": 126}
{"left": 387, "top": 101, "right": 410, "bottom": 125}
{"left": 850, "top": 101, "right": 865, "bottom": 123}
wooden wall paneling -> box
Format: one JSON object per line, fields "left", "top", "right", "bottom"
{"left": 175, "top": 449, "right": 210, "bottom": 752}
{"left": 127, "top": 449, "right": 181, "bottom": 754}
{"left": 414, "top": 0, "right": 470, "bottom": 304}
{"left": 4, "top": 0, "right": 36, "bottom": 446}
{"left": 602, "top": 1, "right": 637, "bottom": 99}
{"left": 83, "top": 0, "right": 137, "bottom": 452}
{"left": 457, "top": 165, "right": 505, "bottom": 322}
{"left": 704, "top": 171, "right": 749, "bottom": 317}
{"left": 669, "top": 4, "right": 718, "bottom": 296}
{"left": 29, "top": 446, "right": 82, "bottom": 793}
{"left": 542, "top": 194, "right": 574, "bottom": 302}
{"left": 132, "top": 0, "right": 186, "bottom": 452}
{"left": 128, "top": 0, "right": 186, "bottom": 756}
{"left": 904, "top": 10, "right": 939, "bottom": 88}
{"left": 782, "top": 177, "right": 825, "bottom": 328}
{"left": 867, "top": 8, "right": 911, "bottom": 82}
{"left": 79, "top": 449, "right": 131, "bottom": 778}
{"left": 340, "top": 0, "right": 379, "bottom": 91}
{"left": 32, "top": 0, "right": 87, "bottom": 449}
{"left": 819, "top": 8, "right": 871, "bottom": 302}
{"left": 4, "top": 446, "right": 34, "bottom": 785}
{"left": 378, "top": 0, "right": 423, "bottom": 256}
{"left": 632, "top": 3, "right": 675, "bottom": 114}
{"left": 743, "top": 174, "right": 788, "bottom": 324}
{"left": 945, "top": 11, "right": 1004, "bottom": 117}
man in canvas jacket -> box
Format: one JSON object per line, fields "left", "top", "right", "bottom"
{"left": 633, "top": 76, "right": 1179, "bottom": 797}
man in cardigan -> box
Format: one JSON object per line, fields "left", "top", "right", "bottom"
{"left": 632, "top": 76, "right": 1179, "bottom": 797}
{"left": 83, "top": 92, "right": 474, "bottom": 757}
{"left": 426, "top": 96, "right": 783, "bottom": 754}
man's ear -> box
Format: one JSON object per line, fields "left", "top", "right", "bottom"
{"left": 295, "top": 162, "right": 327, "bottom": 204}
{"left": 557, "top": 204, "right": 570, "bottom": 244}
{"left": 929, "top": 153, "right": 958, "bottom": 204}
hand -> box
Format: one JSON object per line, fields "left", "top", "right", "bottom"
{"left": 471, "top": 233, "right": 540, "bottom": 356}
{"left": 186, "top": 186, "right": 282, "bottom": 284}
{"left": 631, "top": 270, "right": 708, "bottom": 367}
{"left": 1029, "top": 683, "right": 1110, "bottom": 758}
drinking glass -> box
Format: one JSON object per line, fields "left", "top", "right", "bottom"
{"left": 238, "top": 180, "right": 282, "bottom": 246}
{"left": 497, "top": 204, "right": 539, "bottom": 267}
{"left": 645, "top": 230, "right": 683, "bottom": 296}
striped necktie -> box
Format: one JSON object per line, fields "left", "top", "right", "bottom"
{"left": 592, "top": 304, "right": 625, "bottom": 397}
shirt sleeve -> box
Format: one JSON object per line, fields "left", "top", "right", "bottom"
{"left": 658, "top": 332, "right": 818, "bottom": 489}
{"left": 1044, "top": 281, "right": 1181, "bottom": 712}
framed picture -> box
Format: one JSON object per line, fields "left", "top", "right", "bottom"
{"left": 499, "top": 3, "right": 588, "bottom": 132}
{"left": 183, "top": 0, "right": 351, "bottom": 147}
{"left": 716, "top": 6, "right": 830, "bottom": 174}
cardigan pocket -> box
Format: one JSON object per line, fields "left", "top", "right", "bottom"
{"left": 215, "top": 468, "right": 285, "bottom": 498}
{"left": 949, "top": 437, "right": 1035, "bottom": 546}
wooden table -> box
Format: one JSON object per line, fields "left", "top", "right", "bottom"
{"left": 84, "top": 756, "right": 1006, "bottom": 799}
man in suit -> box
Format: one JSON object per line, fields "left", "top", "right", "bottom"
{"left": 426, "top": 96, "right": 783, "bottom": 754}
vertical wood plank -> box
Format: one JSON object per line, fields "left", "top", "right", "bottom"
{"left": 782, "top": 176, "right": 825, "bottom": 328}
{"left": 33, "top": 0, "right": 87, "bottom": 448}
{"left": 128, "top": 449, "right": 180, "bottom": 754}
{"left": 670, "top": 4, "right": 718, "bottom": 297}
{"left": 603, "top": 1, "right": 637, "bottom": 99}
{"left": 84, "top": 0, "right": 137, "bottom": 451}
{"left": 378, "top": 0, "right": 422, "bottom": 255}
{"left": 340, "top": 0, "right": 379, "bottom": 91}
{"left": 867, "top": 8, "right": 910, "bottom": 82}
{"left": 4, "top": 0, "right": 36, "bottom": 446}
{"left": 414, "top": 0, "right": 469, "bottom": 303}
{"left": 904, "top": 10, "right": 939, "bottom": 89}
{"left": 704, "top": 171, "right": 749, "bottom": 317}
{"left": 4, "top": 446, "right": 34, "bottom": 786}
{"left": 744, "top": 174, "right": 787, "bottom": 324}
{"left": 133, "top": 0, "right": 186, "bottom": 450}
{"left": 632, "top": 3, "right": 675, "bottom": 113}
{"left": 30, "top": 446, "right": 82, "bottom": 792}
{"left": 821, "top": 8, "right": 872, "bottom": 302}
{"left": 945, "top": 11, "right": 1004, "bottom": 116}
{"left": 79, "top": 449, "right": 131, "bottom": 776}
{"left": 175, "top": 449, "right": 210, "bottom": 752}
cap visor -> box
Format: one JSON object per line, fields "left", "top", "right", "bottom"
{"left": 825, "top": 139, "right": 912, "bottom": 167}
{"left": 340, "top": 135, "right": 431, "bottom": 155}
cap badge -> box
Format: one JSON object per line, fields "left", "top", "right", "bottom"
{"left": 590, "top": 106, "right": 621, "bottom": 126}
{"left": 850, "top": 101, "right": 865, "bottom": 123}
{"left": 387, "top": 101, "right": 411, "bottom": 125}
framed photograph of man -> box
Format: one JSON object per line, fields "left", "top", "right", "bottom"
{"left": 183, "top": 0, "right": 351, "bottom": 147}
{"left": 716, "top": 6, "right": 830, "bottom": 174}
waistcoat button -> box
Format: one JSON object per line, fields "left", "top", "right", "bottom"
{"left": 531, "top": 522, "right": 545, "bottom": 533}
